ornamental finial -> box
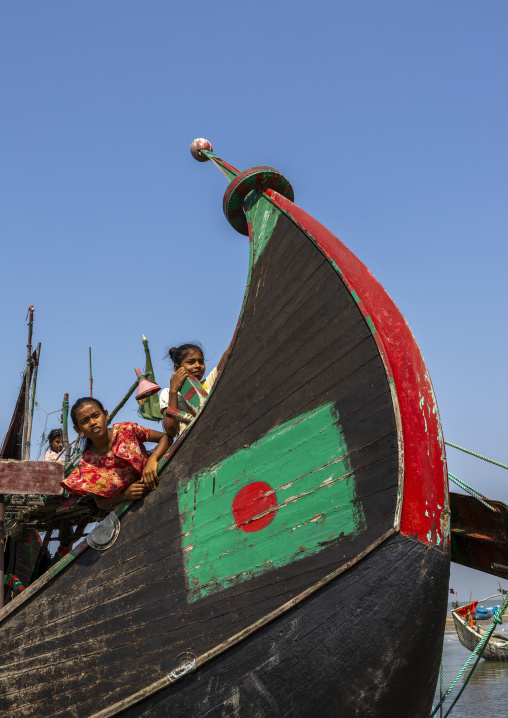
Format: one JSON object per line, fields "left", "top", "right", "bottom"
{"left": 190, "top": 138, "right": 213, "bottom": 162}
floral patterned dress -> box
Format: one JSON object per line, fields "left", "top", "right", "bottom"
{"left": 62, "top": 422, "right": 151, "bottom": 498}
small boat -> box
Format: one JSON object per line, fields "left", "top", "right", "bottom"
{"left": 0, "top": 140, "right": 452, "bottom": 717}
{"left": 452, "top": 594, "right": 508, "bottom": 660}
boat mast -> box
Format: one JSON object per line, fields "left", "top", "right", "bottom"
{"left": 24, "top": 342, "right": 41, "bottom": 462}
{"left": 22, "top": 306, "right": 34, "bottom": 460}
{"left": 89, "top": 347, "right": 93, "bottom": 397}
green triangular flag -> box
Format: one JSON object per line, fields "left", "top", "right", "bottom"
{"left": 137, "top": 335, "right": 162, "bottom": 423}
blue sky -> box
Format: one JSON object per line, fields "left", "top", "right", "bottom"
{"left": 1, "top": 1, "right": 507, "bottom": 597}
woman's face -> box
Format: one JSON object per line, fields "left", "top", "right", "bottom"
{"left": 177, "top": 350, "right": 206, "bottom": 381}
{"left": 73, "top": 402, "right": 109, "bottom": 441}
{"left": 50, "top": 436, "right": 63, "bottom": 453}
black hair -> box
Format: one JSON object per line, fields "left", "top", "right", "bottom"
{"left": 48, "top": 429, "right": 62, "bottom": 445}
{"left": 70, "top": 397, "right": 107, "bottom": 453}
{"left": 165, "top": 342, "right": 204, "bottom": 366}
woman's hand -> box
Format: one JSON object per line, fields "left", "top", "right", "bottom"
{"left": 94, "top": 481, "right": 146, "bottom": 509}
{"left": 141, "top": 455, "right": 159, "bottom": 491}
{"left": 124, "top": 482, "right": 146, "bottom": 501}
{"left": 169, "top": 367, "right": 189, "bottom": 394}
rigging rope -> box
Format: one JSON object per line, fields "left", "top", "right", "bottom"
{"left": 34, "top": 402, "right": 61, "bottom": 460}
{"left": 445, "top": 441, "right": 508, "bottom": 471}
{"left": 448, "top": 473, "right": 499, "bottom": 513}
{"left": 439, "top": 657, "right": 444, "bottom": 718}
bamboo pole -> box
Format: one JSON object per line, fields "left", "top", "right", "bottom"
{"left": 24, "top": 342, "right": 41, "bottom": 462}
{"left": 107, "top": 373, "right": 147, "bottom": 424}
{"left": 62, "top": 393, "right": 71, "bottom": 464}
{"left": 22, "top": 306, "right": 34, "bottom": 460}
{"left": 89, "top": 347, "right": 93, "bottom": 397}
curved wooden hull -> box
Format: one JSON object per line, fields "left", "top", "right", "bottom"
{"left": 121, "top": 535, "right": 448, "bottom": 718}
{"left": 453, "top": 611, "right": 508, "bottom": 661}
{"left": 0, "top": 151, "right": 450, "bottom": 717}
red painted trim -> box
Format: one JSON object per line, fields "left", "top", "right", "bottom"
{"left": 262, "top": 189, "right": 448, "bottom": 547}
{"left": 208, "top": 155, "right": 241, "bottom": 180}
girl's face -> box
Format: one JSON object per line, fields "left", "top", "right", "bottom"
{"left": 73, "top": 402, "right": 109, "bottom": 442}
{"left": 50, "top": 436, "right": 63, "bottom": 453}
{"left": 176, "top": 350, "right": 206, "bottom": 381}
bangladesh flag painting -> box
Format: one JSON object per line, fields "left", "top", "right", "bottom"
{"left": 178, "top": 402, "right": 366, "bottom": 602}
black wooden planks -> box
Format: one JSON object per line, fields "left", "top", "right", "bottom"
{"left": 0, "top": 211, "right": 399, "bottom": 717}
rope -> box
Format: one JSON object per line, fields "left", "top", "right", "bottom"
{"left": 448, "top": 472, "right": 499, "bottom": 513}
{"left": 445, "top": 441, "right": 508, "bottom": 471}
{"left": 3, "top": 574, "right": 25, "bottom": 595}
{"left": 439, "top": 657, "right": 444, "bottom": 718}
{"left": 430, "top": 593, "right": 508, "bottom": 717}
{"left": 33, "top": 402, "right": 60, "bottom": 460}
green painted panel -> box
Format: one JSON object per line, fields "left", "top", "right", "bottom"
{"left": 244, "top": 192, "right": 281, "bottom": 264}
{"left": 178, "top": 402, "right": 366, "bottom": 602}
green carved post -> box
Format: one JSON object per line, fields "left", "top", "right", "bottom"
{"left": 62, "top": 393, "right": 71, "bottom": 464}
{"left": 89, "top": 347, "right": 93, "bottom": 397}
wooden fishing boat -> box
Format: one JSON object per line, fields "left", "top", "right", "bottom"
{"left": 449, "top": 491, "right": 508, "bottom": 580}
{"left": 452, "top": 595, "right": 508, "bottom": 660}
{"left": 0, "top": 140, "right": 450, "bottom": 717}
{"left": 0, "top": 355, "right": 102, "bottom": 605}
{"left": 0, "top": 355, "right": 66, "bottom": 600}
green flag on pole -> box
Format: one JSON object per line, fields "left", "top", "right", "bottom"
{"left": 137, "top": 335, "right": 161, "bottom": 423}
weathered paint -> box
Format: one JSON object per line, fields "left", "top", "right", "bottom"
{"left": 190, "top": 138, "right": 213, "bottom": 162}
{"left": 244, "top": 192, "right": 281, "bottom": 263}
{"left": 180, "top": 375, "right": 208, "bottom": 414}
{"left": 0, "top": 460, "right": 63, "bottom": 495}
{"left": 364, "top": 316, "right": 377, "bottom": 334}
{"left": 164, "top": 405, "right": 194, "bottom": 425}
{"left": 260, "top": 188, "right": 448, "bottom": 547}
{"left": 223, "top": 166, "right": 294, "bottom": 236}
{"left": 200, "top": 149, "right": 240, "bottom": 181}
{"left": 178, "top": 402, "right": 365, "bottom": 601}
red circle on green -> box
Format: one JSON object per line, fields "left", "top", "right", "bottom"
{"left": 232, "top": 481, "right": 278, "bottom": 533}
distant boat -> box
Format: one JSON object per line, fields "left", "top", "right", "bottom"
{"left": 474, "top": 604, "right": 500, "bottom": 620}
{"left": 453, "top": 594, "right": 508, "bottom": 660}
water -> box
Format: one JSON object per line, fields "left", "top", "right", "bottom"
{"left": 433, "top": 625, "right": 508, "bottom": 717}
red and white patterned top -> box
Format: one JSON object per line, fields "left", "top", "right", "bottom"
{"left": 62, "top": 422, "right": 151, "bottom": 498}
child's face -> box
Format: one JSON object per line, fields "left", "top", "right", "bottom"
{"left": 50, "top": 436, "right": 63, "bottom": 453}
{"left": 177, "top": 350, "right": 206, "bottom": 381}
{"left": 73, "top": 402, "right": 109, "bottom": 442}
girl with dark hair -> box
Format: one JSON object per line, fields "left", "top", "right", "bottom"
{"left": 43, "top": 429, "right": 63, "bottom": 462}
{"left": 62, "top": 397, "right": 170, "bottom": 510}
{"left": 159, "top": 343, "right": 228, "bottom": 437}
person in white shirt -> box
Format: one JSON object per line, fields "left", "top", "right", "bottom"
{"left": 43, "top": 429, "right": 64, "bottom": 462}
{"left": 159, "top": 343, "right": 227, "bottom": 437}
